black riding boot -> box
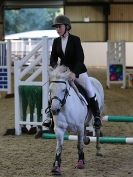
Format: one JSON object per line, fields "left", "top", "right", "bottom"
{"left": 89, "top": 95, "right": 102, "bottom": 128}
{"left": 43, "top": 111, "right": 54, "bottom": 131}
{"left": 43, "top": 100, "right": 54, "bottom": 131}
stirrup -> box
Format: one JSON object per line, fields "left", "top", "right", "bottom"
{"left": 42, "top": 118, "right": 54, "bottom": 133}
{"left": 42, "top": 121, "right": 51, "bottom": 127}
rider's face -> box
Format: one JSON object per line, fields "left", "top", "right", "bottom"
{"left": 55, "top": 24, "right": 66, "bottom": 36}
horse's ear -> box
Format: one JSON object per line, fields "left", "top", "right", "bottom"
{"left": 60, "top": 68, "right": 71, "bottom": 80}
{"left": 48, "top": 66, "right": 54, "bottom": 79}
{"left": 66, "top": 70, "right": 71, "bottom": 79}
{"left": 48, "top": 66, "right": 54, "bottom": 72}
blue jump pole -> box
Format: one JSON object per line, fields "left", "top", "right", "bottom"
{"left": 102, "top": 115, "right": 133, "bottom": 122}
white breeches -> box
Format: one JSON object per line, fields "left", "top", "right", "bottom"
{"left": 75, "top": 72, "right": 95, "bottom": 98}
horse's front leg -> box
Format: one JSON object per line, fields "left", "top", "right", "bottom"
{"left": 51, "top": 128, "right": 65, "bottom": 175}
{"left": 76, "top": 129, "right": 85, "bottom": 169}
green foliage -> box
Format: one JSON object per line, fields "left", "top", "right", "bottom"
{"left": 4, "top": 8, "right": 62, "bottom": 34}
{"left": 19, "top": 85, "right": 42, "bottom": 122}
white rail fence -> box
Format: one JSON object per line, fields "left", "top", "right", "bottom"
{"left": 14, "top": 37, "right": 49, "bottom": 135}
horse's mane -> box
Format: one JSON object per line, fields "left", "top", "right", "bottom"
{"left": 49, "top": 65, "right": 70, "bottom": 80}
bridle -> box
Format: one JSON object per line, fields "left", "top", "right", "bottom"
{"left": 50, "top": 81, "right": 69, "bottom": 106}
{"left": 45, "top": 80, "right": 70, "bottom": 115}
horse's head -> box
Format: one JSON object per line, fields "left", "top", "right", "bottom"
{"left": 48, "top": 65, "right": 70, "bottom": 115}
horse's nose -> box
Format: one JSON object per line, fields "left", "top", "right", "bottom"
{"left": 52, "top": 109, "right": 60, "bottom": 115}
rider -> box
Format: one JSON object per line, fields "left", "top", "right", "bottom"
{"left": 44, "top": 14, "right": 102, "bottom": 130}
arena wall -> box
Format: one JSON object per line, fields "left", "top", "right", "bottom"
{"left": 82, "top": 42, "right": 133, "bottom": 67}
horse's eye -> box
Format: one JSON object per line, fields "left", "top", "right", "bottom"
{"left": 49, "top": 91, "right": 51, "bottom": 96}
{"left": 62, "top": 89, "right": 66, "bottom": 93}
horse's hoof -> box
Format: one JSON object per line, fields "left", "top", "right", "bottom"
{"left": 34, "top": 130, "right": 42, "bottom": 139}
{"left": 75, "top": 160, "right": 85, "bottom": 169}
{"left": 51, "top": 165, "right": 61, "bottom": 175}
{"left": 96, "top": 152, "right": 103, "bottom": 157}
{"left": 28, "top": 127, "right": 37, "bottom": 134}
{"left": 83, "top": 137, "right": 90, "bottom": 145}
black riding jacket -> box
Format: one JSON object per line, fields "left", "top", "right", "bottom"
{"left": 50, "top": 34, "right": 87, "bottom": 77}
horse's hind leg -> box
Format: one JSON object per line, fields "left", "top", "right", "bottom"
{"left": 51, "top": 129, "right": 64, "bottom": 175}
{"left": 83, "top": 125, "right": 90, "bottom": 145}
{"left": 95, "top": 128, "right": 102, "bottom": 156}
{"left": 76, "top": 131, "right": 85, "bottom": 169}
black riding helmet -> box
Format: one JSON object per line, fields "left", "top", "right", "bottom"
{"left": 52, "top": 15, "right": 71, "bottom": 31}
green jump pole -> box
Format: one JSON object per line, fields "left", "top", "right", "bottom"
{"left": 102, "top": 115, "right": 133, "bottom": 122}
{"left": 42, "top": 133, "right": 133, "bottom": 144}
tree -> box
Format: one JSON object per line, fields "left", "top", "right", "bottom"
{"left": 4, "top": 8, "right": 62, "bottom": 34}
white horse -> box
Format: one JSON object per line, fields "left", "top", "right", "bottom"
{"left": 48, "top": 65, "right": 104, "bottom": 175}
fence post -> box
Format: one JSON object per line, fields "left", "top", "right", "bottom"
{"left": 42, "top": 37, "right": 49, "bottom": 124}
{"left": 7, "top": 39, "right": 12, "bottom": 94}
{"left": 14, "top": 60, "right": 22, "bottom": 135}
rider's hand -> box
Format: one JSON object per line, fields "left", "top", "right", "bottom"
{"left": 69, "top": 72, "right": 76, "bottom": 81}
